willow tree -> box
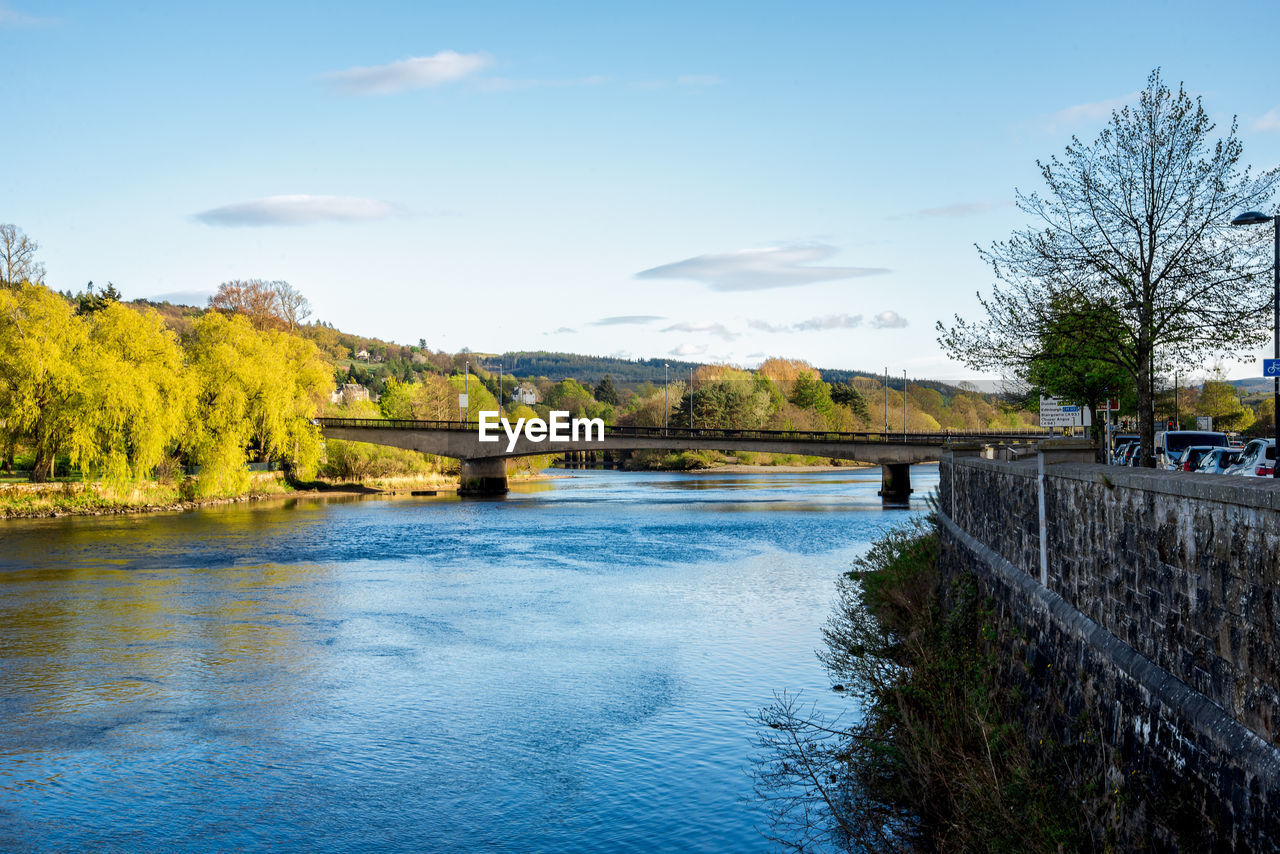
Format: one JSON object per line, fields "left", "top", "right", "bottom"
{"left": 938, "top": 70, "right": 1278, "bottom": 466}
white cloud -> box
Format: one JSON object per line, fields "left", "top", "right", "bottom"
{"left": 749, "top": 313, "right": 863, "bottom": 332}
{"left": 792, "top": 313, "right": 862, "bottom": 331}
{"left": 1253, "top": 108, "right": 1280, "bottom": 133}
{"left": 915, "top": 199, "right": 1012, "bottom": 217}
{"left": 1046, "top": 91, "right": 1138, "bottom": 131}
{"left": 321, "top": 51, "right": 492, "bottom": 95}
{"left": 636, "top": 244, "right": 888, "bottom": 291}
{"left": 661, "top": 320, "right": 738, "bottom": 341}
{"left": 590, "top": 315, "right": 664, "bottom": 326}
{"left": 195, "top": 195, "right": 395, "bottom": 226}
{"left": 669, "top": 343, "right": 708, "bottom": 357}
{"left": 870, "top": 310, "right": 907, "bottom": 329}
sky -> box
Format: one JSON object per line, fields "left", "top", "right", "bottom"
{"left": 5, "top": 0, "right": 1280, "bottom": 383}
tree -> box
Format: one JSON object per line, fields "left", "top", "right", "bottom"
{"left": 0, "top": 284, "right": 89, "bottom": 479}
{"left": 273, "top": 281, "right": 311, "bottom": 331}
{"left": 593, "top": 374, "right": 619, "bottom": 406}
{"left": 75, "top": 281, "right": 122, "bottom": 315}
{"left": 1022, "top": 296, "right": 1130, "bottom": 452}
{"left": 938, "top": 70, "right": 1278, "bottom": 466}
{"left": 0, "top": 224, "right": 46, "bottom": 287}
{"left": 208, "top": 279, "right": 309, "bottom": 330}
{"left": 830, "top": 382, "right": 870, "bottom": 421}
{"left": 1197, "top": 375, "right": 1255, "bottom": 432}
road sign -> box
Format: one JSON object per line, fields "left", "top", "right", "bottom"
{"left": 1264, "top": 359, "right": 1280, "bottom": 377}
{"left": 1039, "top": 396, "right": 1092, "bottom": 428}
{"left": 458, "top": 393, "right": 469, "bottom": 408}
{"left": 1196, "top": 416, "right": 1213, "bottom": 430}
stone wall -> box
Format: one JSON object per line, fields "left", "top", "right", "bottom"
{"left": 940, "top": 449, "right": 1280, "bottom": 851}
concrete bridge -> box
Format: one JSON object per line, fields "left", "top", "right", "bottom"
{"left": 316, "top": 417, "right": 1048, "bottom": 503}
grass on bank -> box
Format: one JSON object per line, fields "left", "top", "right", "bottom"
{"left": 753, "top": 517, "right": 1099, "bottom": 853}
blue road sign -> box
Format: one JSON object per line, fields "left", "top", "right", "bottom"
{"left": 1265, "top": 359, "right": 1280, "bottom": 377}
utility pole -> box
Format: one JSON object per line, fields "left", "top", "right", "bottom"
{"left": 903, "top": 370, "right": 907, "bottom": 438}
{"left": 883, "top": 366, "right": 888, "bottom": 435}
{"left": 1174, "top": 370, "right": 1179, "bottom": 428}
{"left": 664, "top": 363, "right": 669, "bottom": 435}
{"left": 689, "top": 366, "right": 694, "bottom": 429}
{"left": 465, "top": 358, "right": 470, "bottom": 423}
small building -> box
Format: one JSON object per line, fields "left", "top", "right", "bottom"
{"left": 511, "top": 382, "right": 539, "bottom": 405}
{"left": 330, "top": 383, "right": 371, "bottom": 406}
{"left": 355, "top": 348, "right": 370, "bottom": 362}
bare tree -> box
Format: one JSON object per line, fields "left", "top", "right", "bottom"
{"left": 938, "top": 70, "right": 1278, "bottom": 465}
{"left": 0, "top": 224, "right": 47, "bottom": 286}
{"left": 272, "top": 281, "right": 311, "bottom": 331}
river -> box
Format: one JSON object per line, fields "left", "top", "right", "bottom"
{"left": 0, "top": 466, "right": 937, "bottom": 852}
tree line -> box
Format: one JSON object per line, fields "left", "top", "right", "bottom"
{"left": 0, "top": 279, "right": 330, "bottom": 492}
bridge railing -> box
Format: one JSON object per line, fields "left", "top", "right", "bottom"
{"left": 315, "top": 417, "right": 1051, "bottom": 446}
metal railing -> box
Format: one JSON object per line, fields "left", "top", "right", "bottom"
{"left": 315, "top": 417, "right": 1050, "bottom": 446}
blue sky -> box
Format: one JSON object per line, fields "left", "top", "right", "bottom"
{"left": 5, "top": 0, "right": 1280, "bottom": 381}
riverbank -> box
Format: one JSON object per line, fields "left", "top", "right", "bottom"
{"left": 0, "top": 471, "right": 558, "bottom": 519}
{"left": 755, "top": 518, "right": 1095, "bottom": 852}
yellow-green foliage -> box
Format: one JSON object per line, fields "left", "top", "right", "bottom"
{"left": 321, "top": 439, "right": 444, "bottom": 480}
{"left": 0, "top": 284, "right": 333, "bottom": 493}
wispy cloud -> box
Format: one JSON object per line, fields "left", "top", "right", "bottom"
{"left": 793, "top": 313, "right": 863, "bottom": 331}
{"left": 1046, "top": 91, "right": 1138, "bottom": 131}
{"left": 751, "top": 311, "right": 906, "bottom": 332}
{"left": 546, "top": 326, "right": 576, "bottom": 334}
{"left": 589, "top": 315, "right": 664, "bottom": 326}
{"left": 636, "top": 244, "right": 888, "bottom": 291}
{"left": 0, "top": 3, "right": 54, "bottom": 26}
{"left": 321, "top": 51, "right": 492, "bottom": 95}
{"left": 669, "top": 343, "right": 708, "bottom": 357}
{"left": 914, "top": 199, "right": 1012, "bottom": 217}
{"left": 195, "top": 195, "right": 396, "bottom": 227}
{"left": 661, "top": 320, "right": 738, "bottom": 341}
{"left": 1253, "top": 108, "right": 1280, "bottom": 133}
{"left": 870, "top": 310, "right": 908, "bottom": 329}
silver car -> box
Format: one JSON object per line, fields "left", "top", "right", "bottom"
{"left": 1224, "top": 439, "right": 1276, "bottom": 477}
{"left": 1194, "top": 447, "right": 1242, "bottom": 474}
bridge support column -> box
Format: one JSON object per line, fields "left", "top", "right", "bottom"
{"left": 459, "top": 457, "right": 508, "bottom": 497}
{"left": 878, "top": 463, "right": 912, "bottom": 507}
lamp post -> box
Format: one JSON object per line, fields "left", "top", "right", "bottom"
{"left": 664, "top": 363, "right": 669, "bottom": 435}
{"left": 883, "top": 366, "right": 888, "bottom": 435}
{"left": 689, "top": 366, "right": 694, "bottom": 430}
{"left": 1231, "top": 210, "right": 1280, "bottom": 478}
{"left": 903, "top": 370, "right": 907, "bottom": 438}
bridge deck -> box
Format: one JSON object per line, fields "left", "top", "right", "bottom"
{"left": 315, "top": 417, "right": 1048, "bottom": 447}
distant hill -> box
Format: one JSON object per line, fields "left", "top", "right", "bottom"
{"left": 493, "top": 351, "right": 971, "bottom": 397}
{"left": 1229, "top": 377, "right": 1271, "bottom": 394}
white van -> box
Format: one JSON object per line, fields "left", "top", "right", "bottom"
{"left": 1155, "top": 430, "right": 1229, "bottom": 470}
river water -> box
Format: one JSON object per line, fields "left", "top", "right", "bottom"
{"left": 0, "top": 466, "right": 937, "bottom": 852}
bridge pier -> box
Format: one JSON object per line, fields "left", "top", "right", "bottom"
{"left": 878, "top": 463, "right": 912, "bottom": 507}
{"left": 459, "top": 457, "right": 509, "bottom": 497}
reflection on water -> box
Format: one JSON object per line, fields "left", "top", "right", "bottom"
{"left": 0, "top": 466, "right": 937, "bottom": 852}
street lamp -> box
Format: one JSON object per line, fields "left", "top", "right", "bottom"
{"left": 664, "top": 363, "right": 669, "bottom": 435}
{"left": 1231, "top": 210, "right": 1280, "bottom": 478}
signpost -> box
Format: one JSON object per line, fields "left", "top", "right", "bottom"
{"left": 1264, "top": 358, "right": 1280, "bottom": 378}
{"left": 1039, "top": 396, "right": 1092, "bottom": 429}
{"left": 1196, "top": 416, "right": 1213, "bottom": 430}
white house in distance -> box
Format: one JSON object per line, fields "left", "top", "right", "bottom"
{"left": 511, "top": 382, "right": 539, "bottom": 405}
{"left": 330, "top": 383, "right": 371, "bottom": 406}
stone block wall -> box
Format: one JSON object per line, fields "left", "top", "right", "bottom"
{"left": 940, "top": 451, "right": 1280, "bottom": 850}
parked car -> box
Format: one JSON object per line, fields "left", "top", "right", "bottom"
{"left": 1224, "top": 439, "right": 1277, "bottom": 477}
{"left": 1110, "top": 433, "right": 1138, "bottom": 463}
{"left": 1123, "top": 443, "right": 1143, "bottom": 466}
{"left": 1174, "top": 445, "right": 1218, "bottom": 472}
{"left": 1112, "top": 442, "right": 1133, "bottom": 465}
{"left": 1195, "top": 447, "right": 1242, "bottom": 474}
{"left": 1155, "top": 430, "right": 1229, "bottom": 469}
